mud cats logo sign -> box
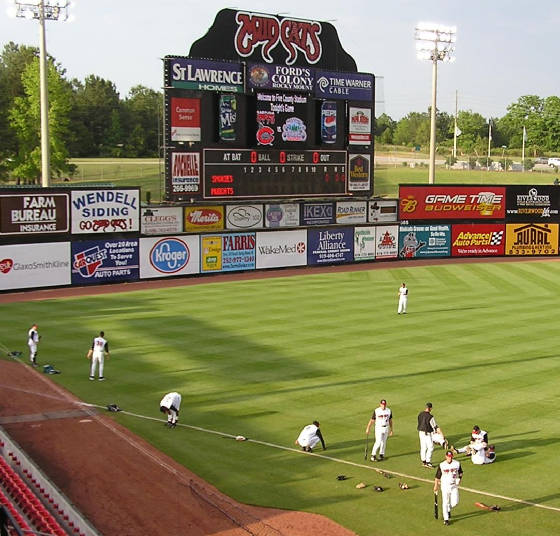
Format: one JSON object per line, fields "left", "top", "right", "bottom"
{"left": 235, "top": 12, "right": 322, "bottom": 65}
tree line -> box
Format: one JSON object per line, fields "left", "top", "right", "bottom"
{"left": 0, "top": 42, "right": 161, "bottom": 183}
{"left": 376, "top": 94, "right": 560, "bottom": 166}
{"left": 2, "top": 41, "right": 560, "bottom": 183}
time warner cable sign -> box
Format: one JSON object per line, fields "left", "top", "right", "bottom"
{"left": 71, "top": 189, "right": 140, "bottom": 234}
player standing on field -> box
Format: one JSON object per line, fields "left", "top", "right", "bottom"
{"left": 366, "top": 399, "right": 393, "bottom": 461}
{"left": 434, "top": 450, "right": 463, "bottom": 526}
{"left": 417, "top": 402, "right": 442, "bottom": 467}
{"left": 87, "top": 331, "right": 110, "bottom": 381}
{"left": 397, "top": 283, "right": 408, "bottom": 314}
{"left": 27, "top": 324, "right": 41, "bottom": 367}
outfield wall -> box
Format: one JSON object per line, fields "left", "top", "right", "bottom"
{"left": 1, "top": 185, "right": 558, "bottom": 292}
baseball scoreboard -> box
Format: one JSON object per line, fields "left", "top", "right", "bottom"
{"left": 164, "top": 8, "right": 375, "bottom": 202}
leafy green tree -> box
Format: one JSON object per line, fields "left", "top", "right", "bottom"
{"left": 375, "top": 113, "right": 396, "bottom": 144}
{"left": 0, "top": 43, "right": 38, "bottom": 157}
{"left": 8, "top": 57, "right": 73, "bottom": 182}
{"left": 122, "top": 85, "right": 161, "bottom": 157}
{"left": 71, "top": 75, "right": 121, "bottom": 156}
{"left": 455, "top": 110, "right": 488, "bottom": 154}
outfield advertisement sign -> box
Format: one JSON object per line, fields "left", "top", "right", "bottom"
{"left": 308, "top": 227, "right": 353, "bottom": 265}
{"left": 0, "top": 193, "right": 69, "bottom": 235}
{"left": 141, "top": 207, "right": 183, "bottom": 235}
{"left": 301, "top": 202, "right": 334, "bottom": 226}
{"left": 71, "top": 189, "right": 140, "bottom": 234}
{"left": 201, "top": 233, "right": 256, "bottom": 272}
{"left": 139, "top": 236, "right": 199, "bottom": 279}
{"left": 505, "top": 223, "right": 559, "bottom": 255}
{"left": 452, "top": 224, "right": 505, "bottom": 257}
{"left": 71, "top": 239, "right": 139, "bottom": 285}
{"left": 398, "top": 224, "right": 451, "bottom": 258}
{"left": 505, "top": 186, "right": 560, "bottom": 222}
{"left": 225, "top": 205, "right": 263, "bottom": 230}
{"left": 335, "top": 201, "right": 367, "bottom": 224}
{"left": 264, "top": 204, "right": 300, "bottom": 228}
{"left": 0, "top": 242, "right": 70, "bottom": 291}
{"left": 369, "top": 199, "right": 398, "bottom": 223}
{"left": 315, "top": 71, "right": 373, "bottom": 101}
{"left": 375, "top": 225, "right": 399, "bottom": 258}
{"left": 354, "top": 226, "right": 376, "bottom": 261}
{"left": 255, "top": 230, "right": 307, "bottom": 268}
{"left": 184, "top": 206, "right": 224, "bottom": 232}
{"left": 168, "top": 57, "right": 244, "bottom": 92}
{"left": 399, "top": 186, "right": 506, "bottom": 220}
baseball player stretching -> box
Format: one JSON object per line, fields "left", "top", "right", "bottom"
{"left": 87, "top": 331, "right": 109, "bottom": 381}
{"left": 27, "top": 324, "right": 41, "bottom": 367}
{"left": 366, "top": 399, "right": 393, "bottom": 461}
{"left": 397, "top": 283, "right": 408, "bottom": 314}
{"left": 434, "top": 450, "right": 463, "bottom": 526}
{"left": 160, "top": 392, "right": 182, "bottom": 427}
{"left": 295, "top": 421, "right": 326, "bottom": 452}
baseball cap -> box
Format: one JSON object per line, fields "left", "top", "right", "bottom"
{"left": 380, "top": 399, "right": 387, "bottom": 404}
{"left": 446, "top": 450, "right": 454, "bottom": 457}
{"left": 426, "top": 402, "right": 432, "bottom": 408}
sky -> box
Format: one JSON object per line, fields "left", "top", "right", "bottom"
{"left": 1, "top": 0, "right": 559, "bottom": 120}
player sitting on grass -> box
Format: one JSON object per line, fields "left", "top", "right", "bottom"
{"left": 451, "top": 425, "right": 488, "bottom": 456}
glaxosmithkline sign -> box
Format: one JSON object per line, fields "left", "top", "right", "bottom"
{"left": 399, "top": 186, "right": 506, "bottom": 220}
{"left": 168, "top": 57, "right": 243, "bottom": 92}
{"left": 315, "top": 71, "right": 373, "bottom": 101}
{"left": 0, "top": 193, "right": 68, "bottom": 235}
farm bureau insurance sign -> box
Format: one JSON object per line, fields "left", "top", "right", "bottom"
{"left": 399, "top": 186, "right": 506, "bottom": 220}
{"left": 0, "top": 192, "right": 68, "bottom": 235}
{"left": 71, "top": 190, "right": 140, "bottom": 234}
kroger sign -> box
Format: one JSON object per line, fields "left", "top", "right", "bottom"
{"left": 149, "top": 238, "right": 190, "bottom": 273}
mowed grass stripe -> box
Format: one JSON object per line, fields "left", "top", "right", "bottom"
{"left": 1, "top": 260, "right": 560, "bottom": 536}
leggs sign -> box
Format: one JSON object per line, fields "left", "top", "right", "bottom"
{"left": 234, "top": 12, "right": 322, "bottom": 65}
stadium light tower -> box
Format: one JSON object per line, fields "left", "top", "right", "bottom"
{"left": 414, "top": 22, "right": 456, "bottom": 184}
{"left": 7, "top": 1, "right": 71, "bottom": 187}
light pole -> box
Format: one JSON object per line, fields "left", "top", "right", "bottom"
{"left": 7, "top": 1, "right": 71, "bottom": 187}
{"left": 414, "top": 22, "right": 456, "bottom": 184}
{"left": 501, "top": 145, "right": 507, "bottom": 172}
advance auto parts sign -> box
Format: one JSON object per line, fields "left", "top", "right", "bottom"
{"left": 0, "top": 193, "right": 69, "bottom": 235}
{"left": 505, "top": 223, "right": 559, "bottom": 255}
{"left": 399, "top": 186, "right": 506, "bottom": 220}
{"left": 452, "top": 223, "right": 505, "bottom": 257}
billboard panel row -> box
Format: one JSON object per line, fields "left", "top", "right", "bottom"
{"left": 1, "top": 223, "right": 558, "bottom": 292}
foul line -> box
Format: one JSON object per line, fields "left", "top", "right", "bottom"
{"left": 2, "top": 380, "right": 559, "bottom": 514}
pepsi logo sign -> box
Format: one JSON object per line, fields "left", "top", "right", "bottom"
{"left": 150, "top": 238, "right": 189, "bottom": 273}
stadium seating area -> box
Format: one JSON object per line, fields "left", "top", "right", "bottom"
{"left": 0, "top": 440, "right": 87, "bottom": 536}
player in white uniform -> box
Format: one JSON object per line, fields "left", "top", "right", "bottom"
{"left": 295, "top": 421, "right": 326, "bottom": 452}
{"left": 470, "top": 444, "right": 496, "bottom": 465}
{"left": 434, "top": 450, "right": 464, "bottom": 526}
{"left": 366, "top": 399, "right": 393, "bottom": 461}
{"left": 88, "top": 331, "right": 109, "bottom": 381}
{"left": 453, "top": 425, "right": 488, "bottom": 455}
{"left": 27, "top": 324, "right": 40, "bottom": 367}
{"left": 397, "top": 283, "right": 408, "bottom": 314}
{"left": 160, "top": 392, "right": 182, "bottom": 427}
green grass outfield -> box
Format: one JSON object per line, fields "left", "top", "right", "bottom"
{"left": 41, "top": 156, "right": 559, "bottom": 203}
{"left": 2, "top": 260, "right": 560, "bottom": 535}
